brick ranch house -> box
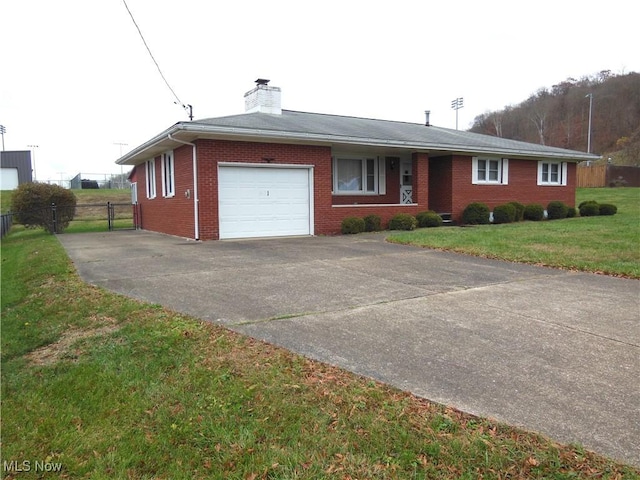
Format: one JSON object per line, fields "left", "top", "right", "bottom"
{"left": 117, "top": 80, "right": 598, "bottom": 241}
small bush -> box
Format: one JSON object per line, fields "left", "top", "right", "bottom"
{"left": 566, "top": 206, "right": 577, "bottom": 218}
{"left": 523, "top": 203, "right": 545, "bottom": 221}
{"left": 341, "top": 216, "right": 365, "bottom": 234}
{"left": 507, "top": 201, "right": 525, "bottom": 222}
{"left": 363, "top": 214, "right": 382, "bottom": 232}
{"left": 416, "top": 211, "right": 443, "bottom": 228}
{"left": 462, "top": 202, "right": 490, "bottom": 225}
{"left": 578, "top": 200, "right": 598, "bottom": 209}
{"left": 546, "top": 201, "right": 569, "bottom": 220}
{"left": 492, "top": 204, "right": 516, "bottom": 224}
{"left": 599, "top": 204, "right": 618, "bottom": 216}
{"left": 579, "top": 202, "right": 600, "bottom": 217}
{"left": 389, "top": 213, "right": 417, "bottom": 231}
{"left": 12, "top": 182, "right": 77, "bottom": 233}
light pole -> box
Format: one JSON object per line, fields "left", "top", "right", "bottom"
{"left": 27, "top": 144, "right": 39, "bottom": 181}
{"left": 585, "top": 93, "right": 593, "bottom": 153}
{"left": 114, "top": 142, "right": 128, "bottom": 189}
{"left": 451, "top": 97, "right": 464, "bottom": 130}
{"left": 0, "top": 125, "right": 6, "bottom": 150}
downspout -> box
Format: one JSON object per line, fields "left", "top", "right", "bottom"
{"left": 167, "top": 134, "right": 199, "bottom": 240}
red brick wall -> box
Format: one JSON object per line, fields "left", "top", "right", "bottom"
{"left": 447, "top": 156, "right": 576, "bottom": 222}
{"left": 135, "top": 142, "right": 575, "bottom": 239}
{"left": 196, "top": 140, "right": 333, "bottom": 240}
{"left": 135, "top": 145, "right": 196, "bottom": 239}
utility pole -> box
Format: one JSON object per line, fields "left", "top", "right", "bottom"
{"left": 585, "top": 93, "right": 593, "bottom": 153}
{"left": 451, "top": 97, "right": 464, "bottom": 130}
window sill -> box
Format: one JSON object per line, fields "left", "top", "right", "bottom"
{"left": 332, "top": 192, "right": 380, "bottom": 196}
{"left": 332, "top": 203, "right": 417, "bottom": 208}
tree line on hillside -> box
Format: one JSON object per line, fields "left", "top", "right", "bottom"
{"left": 469, "top": 71, "right": 640, "bottom": 165}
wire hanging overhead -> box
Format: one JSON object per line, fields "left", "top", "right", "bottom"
{"left": 121, "top": 0, "right": 192, "bottom": 119}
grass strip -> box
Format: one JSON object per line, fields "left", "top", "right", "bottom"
{"left": 2, "top": 230, "right": 639, "bottom": 478}
{"left": 389, "top": 188, "right": 640, "bottom": 278}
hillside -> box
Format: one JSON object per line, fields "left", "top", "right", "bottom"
{"left": 469, "top": 71, "right": 640, "bottom": 165}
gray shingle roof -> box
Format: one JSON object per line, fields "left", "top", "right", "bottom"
{"left": 117, "top": 109, "right": 599, "bottom": 165}
{"left": 194, "top": 109, "right": 596, "bottom": 160}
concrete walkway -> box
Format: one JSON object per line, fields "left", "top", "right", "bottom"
{"left": 58, "top": 230, "right": 640, "bottom": 467}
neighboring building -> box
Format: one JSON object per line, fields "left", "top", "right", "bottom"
{"left": 117, "top": 80, "right": 597, "bottom": 241}
{"left": 1, "top": 151, "right": 32, "bottom": 190}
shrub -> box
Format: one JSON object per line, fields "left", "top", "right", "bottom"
{"left": 462, "top": 202, "right": 490, "bottom": 225}
{"left": 523, "top": 203, "right": 545, "bottom": 221}
{"left": 363, "top": 214, "right": 382, "bottom": 232}
{"left": 579, "top": 202, "right": 600, "bottom": 217}
{"left": 566, "top": 206, "right": 577, "bottom": 218}
{"left": 416, "top": 211, "right": 443, "bottom": 228}
{"left": 389, "top": 213, "right": 417, "bottom": 231}
{"left": 12, "top": 182, "right": 77, "bottom": 233}
{"left": 507, "top": 201, "right": 525, "bottom": 222}
{"left": 492, "top": 204, "right": 516, "bottom": 224}
{"left": 599, "top": 203, "right": 618, "bottom": 216}
{"left": 546, "top": 201, "right": 569, "bottom": 220}
{"left": 341, "top": 216, "right": 365, "bottom": 234}
{"left": 578, "top": 200, "right": 598, "bottom": 209}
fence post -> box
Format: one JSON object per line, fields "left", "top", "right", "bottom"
{"left": 107, "top": 202, "right": 112, "bottom": 231}
{"left": 51, "top": 203, "right": 57, "bottom": 234}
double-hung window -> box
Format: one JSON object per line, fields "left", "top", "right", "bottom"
{"left": 161, "top": 151, "right": 175, "bottom": 197}
{"left": 538, "top": 161, "right": 567, "bottom": 186}
{"left": 333, "top": 156, "right": 386, "bottom": 194}
{"left": 472, "top": 157, "right": 509, "bottom": 185}
{"left": 145, "top": 159, "right": 156, "bottom": 199}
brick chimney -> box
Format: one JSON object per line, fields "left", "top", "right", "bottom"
{"left": 244, "top": 79, "right": 282, "bottom": 114}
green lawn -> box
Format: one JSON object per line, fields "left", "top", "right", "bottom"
{"left": 389, "top": 188, "right": 640, "bottom": 278}
{"left": 2, "top": 217, "right": 638, "bottom": 478}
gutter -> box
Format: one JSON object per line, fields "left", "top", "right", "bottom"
{"left": 167, "top": 134, "right": 199, "bottom": 241}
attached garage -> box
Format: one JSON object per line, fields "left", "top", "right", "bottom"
{"left": 218, "top": 164, "right": 314, "bottom": 239}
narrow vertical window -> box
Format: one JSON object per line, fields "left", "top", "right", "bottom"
{"left": 161, "top": 151, "right": 175, "bottom": 197}
{"left": 145, "top": 159, "right": 156, "bottom": 199}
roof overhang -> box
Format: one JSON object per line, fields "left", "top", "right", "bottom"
{"left": 116, "top": 122, "right": 600, "bottom": 165}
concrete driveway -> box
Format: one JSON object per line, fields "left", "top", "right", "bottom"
{"left": 58, "top": 230, "right": 640, "bottom": 467}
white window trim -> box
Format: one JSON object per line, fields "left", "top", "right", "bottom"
{"left": 145, "top": 159, "right": 156, "bottom": 199}
{"left": 332, "top": 156, "right": 386, "bottom": 195}
{"left": 161, "top": 150, "right": 175, "bottom": 197}
{"left": 537, "top": 161, "right": 568, "bottom": 186}
{"left": 472, "top": 157, "right": 509, "bottom": 185}
{"left": 131, "top": 182, "right": 138, "bottom": 204}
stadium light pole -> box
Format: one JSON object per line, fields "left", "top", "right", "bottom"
{"left": 585, "top": 93, "right": 593, "bottom": 153}
{"left": 0, "top": 125, "right": 6, "bottom": 150}
{"left": 114, "top": 142, "right": 128, "bottom": 189}
{"left": 451, "top": 97, "right": 464, "bottom": 130}
{"left": 27, "top": 144, "right": 39, "bottom": 181}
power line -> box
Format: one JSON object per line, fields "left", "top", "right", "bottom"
{"left": 121, "top": 0, "right": 183, "bottom": 106}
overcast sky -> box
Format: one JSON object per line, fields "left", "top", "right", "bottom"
{"left": 1, "top": 0, "right": 637, "bottom": 183}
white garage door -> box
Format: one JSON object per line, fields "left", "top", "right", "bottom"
{"left": 218, "top": 165, "right": 312, "bottom": 239}
{"left": 1, "top": 168, "right": 19, "bottom": 190}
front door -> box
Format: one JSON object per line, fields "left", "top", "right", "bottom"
{"left": 400, "top": 160, "right": 413, "bottom": 204}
